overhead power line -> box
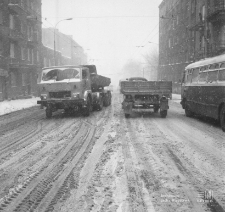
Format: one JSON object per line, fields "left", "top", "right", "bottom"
{"left": 43, "top": 15, "right": 159, "bottom": 19}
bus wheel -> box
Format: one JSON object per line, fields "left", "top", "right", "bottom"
{"left": 46, "top": 108, "right": 52, "bottom": 118}
{"left": 160, "top": 110, "right": 167, "bottom": 118}
{"left": 220, "top": 105, "right": 225, "bottom": 132}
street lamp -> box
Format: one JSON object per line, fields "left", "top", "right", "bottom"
{"left": 54, "top": 18, "right": 73, "bottom": 66}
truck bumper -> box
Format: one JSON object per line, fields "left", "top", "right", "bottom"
{"left": 37, "top": 99, "right": 84, "bottom": 109}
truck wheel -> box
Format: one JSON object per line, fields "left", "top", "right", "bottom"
{"left": 46, "top": 108, "right": 52, "bottom": 118}
{"left": 185, "top": 102, "right": 193, "bottom": 117}
{"left": 103, "top": 95, "right": 109, "bottom": 107}
{"left": 220, "top": 105, "right": 225, "bottom": 132}
{"left": 154, "top": 107, "right": 159, "bottom": 113}
{"left": 125, "top": 114, "right": 130, "bottom": 118}
{"left": 97, "top": 97, "right": 103, "bottom": 111}
{"left": 108, "top": 93, "right": 112, "bottom": 105}
{"left": 82, "top": 97, "right": 91, "bottom": 116}
{"left": 160, "top": 110, "right": 167, "bottom": 118}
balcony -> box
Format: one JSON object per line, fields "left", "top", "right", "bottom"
{"left": 8, "top": 0, "right": 26, "bottom": 14}
{"left": 207, "top": 1, "right": 225, "bottom": 22}
{"left": 190, "top": 20, "right": 205, "bottom": 32}
{"left": 27, "top": 15, "right": 41, "bottom": 23}
{"left": 27, "top": 35, "right": 39, "bottom": 46}
{"left": 9, "top": 29, "right": 24, "bottom": 41}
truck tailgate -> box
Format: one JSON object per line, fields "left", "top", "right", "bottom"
{"left": 121, "top": 81, "right": 172, "bottom": 95}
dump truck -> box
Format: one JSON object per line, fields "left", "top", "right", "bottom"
{"left": 121, "top": 77, "right": 172, "bottom": 118}
{"left": 37, "top": 65, "right": 111, "bottom": 118}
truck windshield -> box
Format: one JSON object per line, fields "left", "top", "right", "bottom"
{"left": 42, "top": 68, "right": 80, "bottom": 81}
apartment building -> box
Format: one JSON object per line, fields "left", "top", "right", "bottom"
{"left": 42, "top": 27, "right": 87, "bottom": 67}
{"left": 159, "top": 0, "right": 225, "bottom": 93}
{"left": 0, "top": 0, "right": 42, "bottom": 101}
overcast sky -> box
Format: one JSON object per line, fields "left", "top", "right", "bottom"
{"left": 42, "top": 0, "right": 162, "bottom": 85}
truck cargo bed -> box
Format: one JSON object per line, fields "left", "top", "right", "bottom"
{"left": 121, "top": 81, "right": 172, "bottom": 96}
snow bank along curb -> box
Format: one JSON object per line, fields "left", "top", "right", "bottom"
{"left": 0, "top": 97, "right": 40, "bottom": 116}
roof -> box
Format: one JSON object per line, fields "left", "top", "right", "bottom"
{"left": 128, "top": 77, "right": 148, "bottom": 81}
{"left": 185, "top": 54, "right": 225, "bottom": 70}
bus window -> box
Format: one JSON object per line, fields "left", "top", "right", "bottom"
{"left": 199, "top": 72, "right": 207, "bottom": 82}
{"left": 187, "top": 69, "right": 192, "bottom": 83}
{"left": 209, "top": 64, "right": 215, "bottom": 70}
{"left": 192, "top": 68, "right": 199, "bottom": 82}
{"left": 215, "top": 64, "right": 220, "bottom": 69}
{"left": 200, "top": 66, "right": 207, "bottom": 72}
{"left": 220, "top": 63, "right": 225, "bottom": 68}
{"left": 208, "top": 71, "right": 218, "bottom": 82}
{"left": 218, "top": 69, "right": 225, "bottom": 81}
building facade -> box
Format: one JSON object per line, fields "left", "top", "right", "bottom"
{"left": 42, "top": 28, "right": 87, "bottom": 67}
{"left": 0, "top": 0, "right": 42, "bottom": 101}
{"left": 159, "top": 0, "right": 225, "bottom": 93}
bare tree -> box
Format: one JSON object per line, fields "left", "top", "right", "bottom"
{"left": 120, "top": 59, "right": 143, "bottom": 79}
{"left": 142, "top": 46, "right": 159, "bottom": 80}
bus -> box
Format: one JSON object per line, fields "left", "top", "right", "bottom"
{"left": 180, "top": 54, "right": 225, "bottom": 132}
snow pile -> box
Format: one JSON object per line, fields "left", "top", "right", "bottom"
{"left": 0, "top": 97, "right": 40, "bottom": 116}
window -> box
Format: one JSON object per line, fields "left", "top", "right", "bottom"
{"left": 192, "top": 68, "right": 199, "bottom": 82}
{"left": 27, "top": 26, "right": 32, "bottom": 41}
{"left": 209, "top": 64, "right": 216, "bottom": 70}
{"left": 82, "top": 70, "right": 87, "bottom": 79}
{"left": 0, "top": 10, "right": 3, "bottom": 25}
{"left": 11, "top": 72, "right": 17, "bottom": 87}
{"left": 10, "top": 43, "right": 15, "bottom": 58}
{"left": 208, "top": 71, "right": 218, "bottom": 82}
{"left": 200, "top": 66, "right": 208, "bottom": 72}
{"left": 218, "top": 70, "right": 225, "bottom": 81}
{"left": 22, "top": 72, "right": 27, "bottom": 86}
{"left": 220, "top": 63, "right": 225, "bottom": 68}
{"left": 31, "top": 49, "right": 34, "bottom": 64}
{"left": 37, "top": 50, "right": 39, "bottom": 62}
{"left": 202, "top": 5, "right": 205, "bottom": 21}
{"left": 9, "top": 14, "right": 14, "bottom": 29}
{"left": 186, "top": 69, "right": 192, "bottom": 83}
{"left": 21, "top": 23, "right": 25, "bottom": 35}
{"left": 199, "top": 71, "right": 207, "bottom": 82}
{"left": 0, "top": 40, "right": 3, "bottom": 56}
{"left": 21, "top": 47, "right": 25, "bottom": 60}
{"left": 27, "top": 48, "right": 30, "bottom": 61}
{"left": 191, "top": 0, "right": 195, "bottom": 13}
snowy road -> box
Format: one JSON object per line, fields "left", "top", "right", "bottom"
{"left": 0, "top": 93, "right": 224, "bottom": 212}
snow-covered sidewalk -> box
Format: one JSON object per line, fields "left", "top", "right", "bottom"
{"left": 0, "top": 97, "right": 40, "bottom": 116}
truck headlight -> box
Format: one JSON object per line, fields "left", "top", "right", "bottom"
{"left": 41, "top": 94, "right": 47, "bottom": 100}
{"left": 72, "top": 93, "right": 80, "bottom": 98}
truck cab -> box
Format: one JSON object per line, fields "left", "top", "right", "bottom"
{"left": 37, "top": 65, "right": 111, "bottom": 118}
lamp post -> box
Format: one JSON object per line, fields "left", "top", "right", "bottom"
{"left": 54, "top": 18, "right": 73, "bottom": 66}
